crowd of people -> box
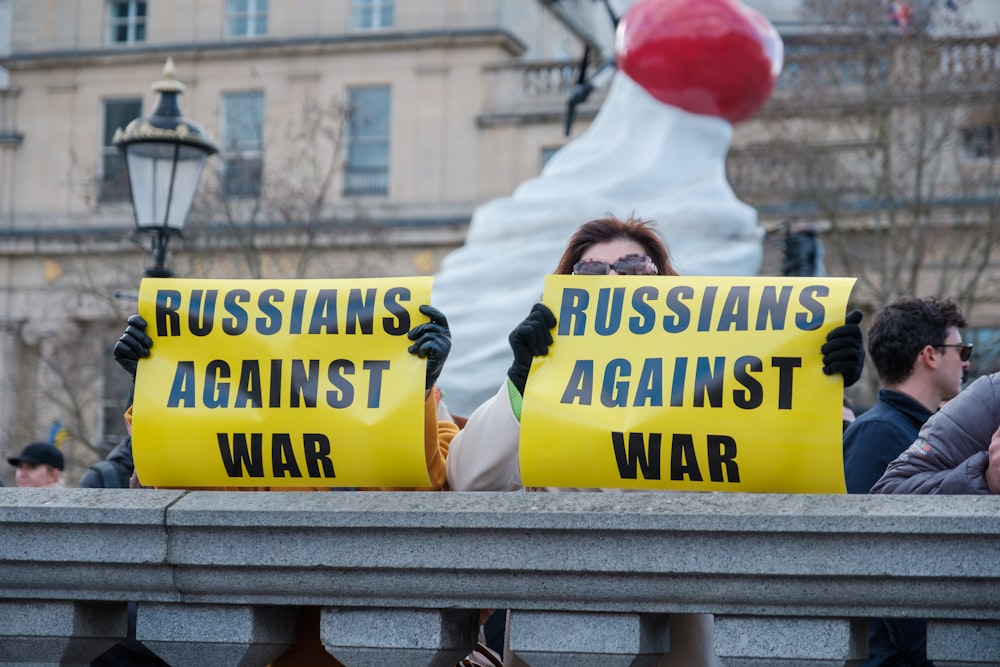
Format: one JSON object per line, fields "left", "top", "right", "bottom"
{"left": 5, "top": 214, "right": 998, "bottom": 667}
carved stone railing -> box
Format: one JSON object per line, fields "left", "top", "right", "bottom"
{"left": 921, "top": 36, "right": 1000, "bottom": 88}
{"left": 480, "top": 59, "right": 606, "bottom": 124}
{"left": 479, "top": 36, "right": 1000, "bottom": 124}
{"left": 745, "top": 36, "right": 999, "bottom": 103}
{"left": 2, "top": 489, "right": 1000, "bottom": 666}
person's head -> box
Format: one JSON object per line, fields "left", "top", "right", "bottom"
{"left": 7, "top": 442, "right": 64, "bottom": 488}
{"left": 554, "top": 214, "right": 678, "bottom": 277}
{"left": 868, "top": 296, "right": 969, "bottom": 400}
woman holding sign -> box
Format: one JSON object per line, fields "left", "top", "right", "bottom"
{"left": 445, "top": 214, "right": 865, "bottom": 666}
{"left": 447, "top": 215, "right": 864, "bottom": 491}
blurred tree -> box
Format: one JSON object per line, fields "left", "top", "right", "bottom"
{"left": 732, "top": 0, "right": 1000, "bottom": 320}
{"left": 182, "top": 93, "right": 392, "bottom": 280}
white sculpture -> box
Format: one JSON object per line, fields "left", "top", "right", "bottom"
{"left": 433, "top": 0, "right": 783, "bottom": 417}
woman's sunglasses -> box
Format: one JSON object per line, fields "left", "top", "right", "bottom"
{"left": 573, "top": 253, "right": 659, "bottom": 276}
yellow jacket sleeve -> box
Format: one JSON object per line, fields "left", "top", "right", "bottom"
{"left": 363, "top": 391, "right": 458, "bottom": 491}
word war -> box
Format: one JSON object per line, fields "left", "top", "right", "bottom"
{"left": 218, "top": 432, "right": 336, "bottom": 479}
{"left": 612, "top": 431, "right": 740, "bottom": 483}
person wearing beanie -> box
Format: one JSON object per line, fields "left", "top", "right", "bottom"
{"left": 8, "top": 441, "right": 65, "bottom": 488}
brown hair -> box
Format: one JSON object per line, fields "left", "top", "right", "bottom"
{"left": 553, "top": 214, "right": 678, "bottom": 276}
{"left": 868, "top": 296, "right": 967, "bottom": 385}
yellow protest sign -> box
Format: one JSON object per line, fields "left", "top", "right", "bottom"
{"left": 131, "top": 277, "right": 433, "bottom": 489}
{"left": 520, "top": 276, "right": 857, "bottom": 493}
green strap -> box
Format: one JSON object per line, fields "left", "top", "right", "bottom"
{"left": 506, "top": 378, "right": 523, "bottom": 422}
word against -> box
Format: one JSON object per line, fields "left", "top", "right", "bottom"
{"left": 167, "top": 359, "right": 391, "bottom": 410}
{"left": 560, "top": 356, "right": 802, "bottom": 409}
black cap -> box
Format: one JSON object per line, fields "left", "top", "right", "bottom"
{"left": 7, "top": 442, "right": 65, "bottom": 471}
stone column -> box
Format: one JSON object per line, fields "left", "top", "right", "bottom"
{"left": 928, "top": 620, "right": 1000, "bottom": 667}
{"left": 506, "top": 610, "right": 670, "bottom": 666}
{"left": 320, "top": 607, "right": 479, "bottom": 666}
{"left": 0, "top": 600, "right": 128, "bottom": 666}
{"left": 135, "top": 602, "right": 298, "bottom": 667}
{"left": 714, "top": 616, "right": 867, "bottom": 666}
{"left": 0, "top": 317, "right": 24, "bottom": 462}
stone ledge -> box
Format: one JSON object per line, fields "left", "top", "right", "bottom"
{"left": 2, "top": 490, "right": 1000, "bottom": 666}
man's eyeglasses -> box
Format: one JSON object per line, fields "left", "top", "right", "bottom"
{"left": 935, "top": 343, "right": 973, "bottom": 361}
{"left": 573, "top": 253, "right": 659, "bottom": 276}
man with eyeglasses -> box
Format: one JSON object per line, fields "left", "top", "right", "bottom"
{"left": 844, "top": 296, "right": 969, "bottom": 494}
{"left": 842, "top": 295, "right": 968, "bottom": 667}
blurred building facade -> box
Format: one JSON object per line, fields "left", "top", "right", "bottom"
{"left": 0, "top": 0, "right": 998, "bottom": 481}
{"left": 0, "top": 0, "right": 604, "bottom": 480}
{"left": 733, "top": 0, "right": 1000, "bottom": 403}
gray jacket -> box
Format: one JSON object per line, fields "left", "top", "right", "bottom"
{"left": 871, "top": 372, "right": 998, "bottom": 495}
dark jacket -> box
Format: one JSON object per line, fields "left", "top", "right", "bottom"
{"left": 79, "top": 436, "right": 134, "bottom": 489}
{"left": 852, "top": 391, "right": 941, "bottom": 667}
{"left": 843, "top": 389, "right": 933, "bottom": 494}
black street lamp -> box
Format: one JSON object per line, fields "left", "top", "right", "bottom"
{"left": 114, "top": 58, "right": 217, "bottom": 278}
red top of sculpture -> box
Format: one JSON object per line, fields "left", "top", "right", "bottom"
{"left": 615, "top": 0, "right": 783, "bottom": 124}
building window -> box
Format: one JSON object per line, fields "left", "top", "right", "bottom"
{"left": 351, "top": 0, "right": 394, "bottom": 30}
{"left": 100, "top": 98, "right": 142, "bottom": 202}
{"left": 227, "top": 0, "right": 268, "bottom": 38}
{"left": 221, "top": 92, "right": 264, "bottom": 198}
{"left": 107, "top": 1, "right": 146, "bottom": 44}
{"left": 961, "top": 126, "right": 999, "bottom": 160}
{"left": 344, "top": 86, "right": 390, "bottom": 197}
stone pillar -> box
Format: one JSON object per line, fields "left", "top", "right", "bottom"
{"left": 0, "top": 317, "right": 24, "bottom": 462}
{"left": 320, "top": 607, "right": 479, "bottom": 666}
{"left": 714, "top": 616, "right": 867, "bottom": 666}
{"left": 928, "top": 620, "right": 1000, "bottom": 667}
{"left": 0, "top": 600, "right": 127, "bottom": 666}
{"left": 135, "top": 602, "right": 298, "bottom": 667}
{"left": 506, "top": 610, "right": 670, "bottom": 666}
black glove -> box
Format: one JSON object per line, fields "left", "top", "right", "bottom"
{"left": 507, "top": 303, "right": 557, "bottom": 395}
{"left": 408, "top": 305, "right": 451, "bottom": 391}
{"left": 113, "top": 314, "right": 153, "bottom": 381}
{"left": 821, "top": 309, "right": 864, "bottom": 387}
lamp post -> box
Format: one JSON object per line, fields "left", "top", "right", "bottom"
{"left": 114, "top": 58, "right": 217, "bottom": 278}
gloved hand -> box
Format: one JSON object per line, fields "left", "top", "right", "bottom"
{"left": 822, "top": 309, "right": 865, "bottom": 387}
{"left": 408, "top": 305, "right": 451, "bottom": 391}
{"left": 507, "top": 303, "right": 557, "bottom": 395}
{"left": 113, "top": 314, "right": 153, "bottom": 381}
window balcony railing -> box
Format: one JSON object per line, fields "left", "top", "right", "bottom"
{"left": 2, "top": 489, "right": 999, "bottom": 666}
{"left": 343, "top": 167, "right": 389, "bottom": 197}
{"left": 481, "top": 58, "right": 606, "bottom": 123}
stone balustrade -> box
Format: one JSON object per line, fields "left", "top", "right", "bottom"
{"left": 928, "top": 36, "right": 1000, "bottom": 86}
{"left": 480, "top": 59, "right": 606, "bottom": 124}
{"left": 479, "top": 36, "right": 1000, "bottom": 124}
{"left": 2, "top": 489, "right": 999, "bottom": 666}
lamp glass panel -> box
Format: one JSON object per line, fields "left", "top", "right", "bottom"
{"left": 125, "top": 142, "right": 208, "bottom": 231}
